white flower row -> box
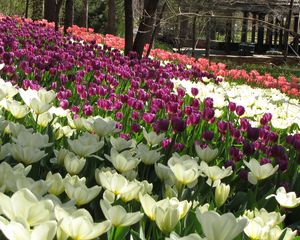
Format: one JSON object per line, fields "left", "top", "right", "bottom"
{"left": 172, "top": 78, "right": 300, "bottom": 130}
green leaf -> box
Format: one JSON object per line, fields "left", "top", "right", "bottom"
{"left": 109, "top": 226, "right": 130, "bottom": 240}
{"left": 131, "top": 229, "right": 143, "bottom": 240}
{"left": 278, "top": 228, "right": 287, "bottom": 240}
{"left": 183, "top": 210, "right": 202, "bottom": 235}
{"left": 227, "top": 191, "right": 248, "bottom": 211}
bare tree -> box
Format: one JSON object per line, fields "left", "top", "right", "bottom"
{"left": 32, "top": 0, "right": 43, "bottom": 20}
{"left": 44, "top": 0, "right": 56, "bottom": 22}
{"left": 124, "top": 0, "right": 134, "bottom": 55}
{"left": 64, "top": 0, "right": 74, "bottom": 34}
{"left": 107, "top": 0, "right": 116, "bottom": 34}
{"left": 146, "top": 1, "right": 167, "bottom": 57}
{"left": 25, "top": 0, "right": 30, "bottom": 18}
{"left": 132, "top": 0, "right": 160, "bottom": 58}
{"left": 79, "top": 0, "right": 89, "bottom": 28}
{"left": 55, "top": 0, "right": 63, "bottom": 31}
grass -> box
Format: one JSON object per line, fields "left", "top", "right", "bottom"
{"left": 222, "top": 60, "right": 300, "bottom": 81}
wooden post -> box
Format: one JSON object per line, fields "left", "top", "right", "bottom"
{"left": 205, "top": 15, "right": 211, "bottom": 58}
{"left": 179, "top": 14, "right": 189, "bottom": 50}
{"left": 266, "top": 15, "right": 274, "bottom": 49}
{"left": 283, "top": 0, "right": 294, "bottom": 61}
{"left": 293, "top": 15, "right": 299, "bottom": 53}
{"left": 210, "top": 17, "right": 217, "bottom": 40}
{"left": 225, "top": 13, "right": 232, "bottom": 54}
{"left": 241, "top": 11, "right": 249, "bottom": 42}
{"left": 251, "top": 12, "right": 257, "bottom": 43}
{"left": 257, "top": 13, "right": 265, "bottom": 53}
{"left": 279, "top": 17, "right": 284, "bottom": 49}
{"left": 274, "top": 17, "right": 279, "bottom": 47}
{"left": 192, "top": 15, "right": 197, "bottom": 57}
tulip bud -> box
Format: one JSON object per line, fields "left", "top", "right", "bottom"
{"left": 202, "top": 130, "right": 214, "bottom": 142}
{"left": 228, "top": 102, "right": 236, "bottom": 112}
{"left": 215, "top": 183, "right": 230, "bottom": 207}
{"left": 235, "top": 105, "right": 245, "bottom": 116}
{"left": 191, "top": 87, "right": 199, "bottom": 96}
{"left": 171, "top": 116, "right": 186, "bottom": 133}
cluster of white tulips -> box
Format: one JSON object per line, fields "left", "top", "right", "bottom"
{"left": 0, "top": 78, "right": 299, "bottom": 240}
{"left": 172, "top": 78, "right": 300, "bottom": 129}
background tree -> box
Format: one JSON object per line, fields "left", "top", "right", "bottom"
{"left": 64, "top": 0, "right": 74, "bottom": 33}
{"left": 124, "top": 0, "right": 133, "bottom": 55}
{"left": 25, "top": 0, "right": 30, "bottom": 18}
{"left": 55, "top": 0, "right": 63, "bottom": 31}
{"left": 106, "top": 0, "right": 116, "bottom": 34}
{"left": 0, "top": 0, "right": 27, "bottom": 16}
{"left": 132, "top": 0, "right": 160, "bottom": 58}
{"left": 44, "top": 0, "right": 56, "bottom": 22}
{"left": 32, "top": 0, "right": 43, "bottom": 20}
{"left": 85, "top": 0, "right": 107, "bottom": 32}
{"left": 79, "top": 0, "right": 88, "bottom": 28}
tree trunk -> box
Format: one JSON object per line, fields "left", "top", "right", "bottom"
{"left": 79, "top": 0, "right": 89, "bottom": 29}
{"left": 25, "top": 0, "right": 30, "bottom": 18}
{"left": 205, "top": 15, "right": 211, "bottom": 58}
{"left": 55, "top": 0, "right": 63, "bottom": 31}
{"left": 44, "top": 0, "right": 56, "bottom": 22}
{"left": 225, "top": 14, "right": 232, "bottom": 54}
{"left": 32, "top": 0, "right": 44, "bottom": 20}
{"left": 124, "top": 0, "right": 133, "bottom": 55}
{"left": 64, "top": 0, "right": 74, "bottom": 34}
{"left": 179, "top": 14, "right": 189, "bottom": 50}
{"left": 107, "top": 0, "right": 116, "bottom": 34}
{"left": 283, "top": 0, "right": 294, "bottom": 61}
{"left": 191, "top": 16, "right": 197, "bottom": 57}
{"left": 132, "top": 0, "right": 160, "bottom": 58}
{"left": 146, "top": 1, "right": 167, "bottom": 58}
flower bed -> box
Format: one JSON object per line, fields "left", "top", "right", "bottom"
{"left": 0, "top": 16, "right": 299, "bottom": 240}
{"left": 65, "top": 25, "right": 300, "bottom": 98}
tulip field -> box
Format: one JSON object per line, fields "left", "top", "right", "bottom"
{"left": 0, "top": 16, "right": 300, "bottom": 240}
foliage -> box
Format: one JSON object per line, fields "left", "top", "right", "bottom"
{"left": 0, "top": 16, "right": 299, "bottom": 240}
{"left": 0, "top": 0, "right": 27, "bottom": 16}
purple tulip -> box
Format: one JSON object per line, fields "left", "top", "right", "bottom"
{"left": 228, "top": 102, "right": 236, "bottom": 112}
{"left": 191, "top": 87, "right": 199, "bottom": 96}
{"left": 271, "top": 144, "right": 285, "bottom": 158}
{"left": 235, "top": 105, "right": 245, "bottom": 116}
{"left": 131, "top": 123, "right": 141, "bottom": 133}
{"left": 260, "top": 158, "right": 272, "bottom": 165}
{"left": 204, "top": 97, "right": 214, "bottom": 108}
{"left": 60, "top": 99, "right": 69, "bottom": 109}
{"left": 217, "top": 120, "right": 228, "bottom": 134}
{"left": 71, "top": 105, "right": 79, "bottom": 114}
{"left": 243, "top": 142, "right": 255, "bottom": 156}
{"left": 202, "top": 130, "right": 214, "bottom": 142}
{"left": 239, "top": 169, "right": 248, "bottom": 181}
{"left": 162, "top": 138, "right": 172, "bottom": 149}
{"left": 142, "top": 113, "right": 155, "bottom": 124}
{"left": 224, "top": 160, "right": 235, "bottom": 170}
{"left": 294, "top": 139, "right": 300, "bottom": 151}
{"left": 171, "top": 116, "right": 186, "bottom": 133}
{"left": 115, "top": 112, "right": 123, "bottom": 120}
{"left": 247, "top": 127, "right": 260, "bottom": 141}
{"left": 83, "top": 104, "right": 93, "bottom": 116}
